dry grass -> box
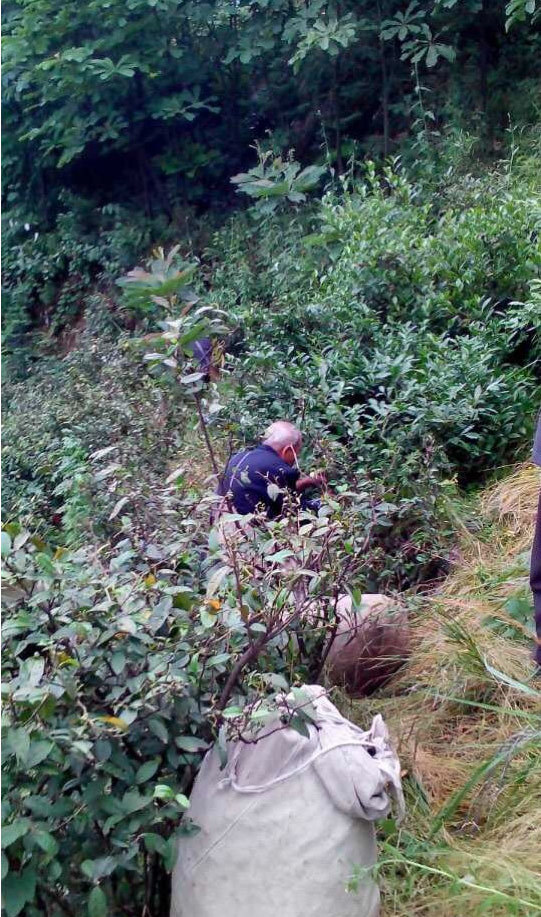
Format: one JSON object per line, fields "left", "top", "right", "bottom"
{"left": 483, "top": 463, "right": 540, "bottom": 533}
{"left": 342, "top": 464, "right": 541, "bottom": 915}
{"left": 168, "top": 425, "right": 230, "bottom": 492}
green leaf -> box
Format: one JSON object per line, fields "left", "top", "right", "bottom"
{"left": 200, "top": 608, "right": 217, "bottom": 628}
{"left": 264, "top": 673, "right": 289, "bottom": 691}
{"left": 178, "top": 322, "right": 209, "bottom": 347}
{"left": 161, "top": 836, "right": 178, "bottom": 872}
{"left": 1, "top": 852, "right": 8, "bottom": 880}
{"left": 175, "top": 736, "right": 208, "bottom": 753}
{"left": 208, "top": 652, "right": 231, "bottom": 667}
{"left": 153, "top": 784, "right": 174, "bottom": 799}
{"left": 88, "top": 886, "right": 107, "bottom": 917}
{"left": 111, "top": 651, "right": 126, "bottom": 675}
{"left": 206, "top": 565, "right": 229, "bottom": 596}
{"left": 35, "top": 552, "right": 56, "bottom": 577}
{"left": 143, "top": 352, "right": 164, "bottom": 362}
{"left": 208, "top": 528, "right": 221, "bottom": 552}
{"left": 2, "top": 868, "right": 36, "bottom": 917}
{"left": 135, "top": 759, "right": 160, "bottom": 784}
{"left": 437, "top": 43, "right": 456, "bottom": 62}
{"left": 294, "top": 165, "right": 325, "bottom": 191}
{"left": 142, "top": 833, "right": 167, "bottom": 854}
{"left": 8, "top": 728, "right": 30, "bottom": 764}
{"left": 1, "top": 821, "right": 31, "bottom": 849}
{"left": 483, "top": 659, "right": 540, "bottom": 696}
{"left": 266, "top": 549, "right": 295, "bottom": 563}
{"left": 26, "top": 740, "right": 54, "bottom": 768}
{"left": 94, "top": 739, "right": 112, "bottom": 762}
{"left": 34, "top": 830, "right": 59, "bottom": 857}
{"left": 179, "top": 371, "right": 206, "bottom": 384}
{"left": 109, "top": 497, "right": 130, "bottom": 520}
{"left": 1, "top": 531, "right": 12, "bottom": 556}
{"left": 121, "top": 790, "right": 152, "bottom": 814}
{"left": 217, "top": 725, "right": 228, "bottom": 768}
{"left": 148, "top": 718, "right": 169, "bottom": 743}
{"left": 426, "top": 44, "right": 438, "bottom": 67}
{"left": 82, "top": 857, "right": 116, "bottom": 881}
{"left": 289, "top": 715, "right": 311, "bottom": 738}
{"left": 23, "top": 656, "right": 45, "bottom": 687}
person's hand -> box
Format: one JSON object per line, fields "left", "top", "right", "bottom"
{"left": 296, "top": 472, "right": 328, "bottom": 494}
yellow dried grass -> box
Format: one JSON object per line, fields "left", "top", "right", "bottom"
{"left": 482, "top": 463, "right": 540, "bottom": 533}
{"left": 346, "top": 464, "right": 541, "bottom": 915}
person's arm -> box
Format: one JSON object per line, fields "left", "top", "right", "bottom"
{"left": 295, "top": 473, "right": 327, "bottom": 493}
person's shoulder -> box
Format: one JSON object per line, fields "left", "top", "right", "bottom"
{"left": 257, "top": 445, "right": 289, "bottom": 471}
{"left": 251, "top": 444, "right": 275, "bottom": 463}
{"left": 260, "top": 446, "right": 299, "bottom": 480}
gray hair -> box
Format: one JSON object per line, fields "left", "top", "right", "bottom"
{"left": 262, "top": 420, "right": 302, "bottom": 451}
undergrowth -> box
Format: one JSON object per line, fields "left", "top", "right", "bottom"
{"left": 341, "top": 464, "right": 541, "bottom": 916}
{"left": 2, "top": 154, "right": 541, "bottom": 916}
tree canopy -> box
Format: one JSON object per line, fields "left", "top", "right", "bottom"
{"left": 3, "top": 0, "right": 540, "bottom": 217}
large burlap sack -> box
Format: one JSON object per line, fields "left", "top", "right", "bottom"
{"left": 325, "top": 594, "right": 409, "bottom": 696}
{"left": 170, "top": 686, "right": 403, "bottom": 917}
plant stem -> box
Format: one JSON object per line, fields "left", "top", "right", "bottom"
{"left": 194, "top": 392, "right": 219, "bottom": 477}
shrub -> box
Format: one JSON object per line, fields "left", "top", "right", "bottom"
{"left": 209, "top": 160, "right": 539, "bottom": 518}
{"left": 2, "top": 485, "right": 377, "bottom": 916}
{"left": 1, "top": 329, "right": 191, "bottom": 535}
{"left": 1, "top": 198, "right": 183, "bottom": 378}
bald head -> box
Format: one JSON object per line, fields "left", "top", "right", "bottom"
{"left": 263, "top": 421, "right": 302, "bottom": 464}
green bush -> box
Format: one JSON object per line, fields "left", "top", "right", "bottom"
{"left": 212, "top": 160, "right": 539, "bottom": 480}
{"left": 2, "top": 489, "right": 373, "bottom": 916}
{"left": 1, "top": 327, "right": 193, "bottom": 535}
{"left": 2, "top": 154, "right": 540, "bottom": 917}
{"left": 1, "top": 199, "right": 181, "bottom": 378}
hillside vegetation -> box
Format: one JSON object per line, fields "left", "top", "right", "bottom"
{"left": 3, "top": 149, "right": 541, "bottom": 916}
{"left": 2, "top": 0, "right": 541, "bottom": 914}
{"left": 347, "top": 464, "right": 541, "bottom": 916}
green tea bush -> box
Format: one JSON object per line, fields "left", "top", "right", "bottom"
{"left": 2, "top": 154, "right": 540, "bottom": 917}
{"left": 1, "top": 487, "right": 374, "bottom": 916}
{"left": 1, "top": 329, "right": 190, "bottom": 535}
{"left": 198, "top": 161, "right": 541, "bottom": 585}
{"left": 212, "top": 160, "right": 539, "bottom": 470}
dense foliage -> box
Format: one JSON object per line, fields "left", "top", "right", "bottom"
{"left": 2, "top": 498, "right": 368, "bottom": 916}
{"left": 2, "top": 0, "right": 540, "bottom": 359}
{"left": 3, "top": 151, "right": 540, "bottom": 914}
{"left": 4, "top": 0, "right": 540, "bottom": 212}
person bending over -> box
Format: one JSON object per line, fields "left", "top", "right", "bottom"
{"left": 216, "top": 421, "right": 326, "bottom": 520}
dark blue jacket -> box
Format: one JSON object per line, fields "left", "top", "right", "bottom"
{"left": 217, "top": 444, "right": 300, "bottom": 518}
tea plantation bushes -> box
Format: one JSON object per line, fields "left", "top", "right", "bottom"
{"left": 2, "top": 532, "right": 207, "bottom": 916}
{"left": 215, "top": 163, "right": 540, "bottom": 483}
{"left": 1, "top": 329, "right": 192, "bottom": 535}
{"left": 309, "top": 167, "right": 540, "bottom": 328}
{"left": 2, "top": 492, "right": 377, "bottom": 916}
{"left": 2, "top": 156, "right": 540, "bottom": 916}
{"left": 198, "top": 164, "right": 541, "bottom": 585}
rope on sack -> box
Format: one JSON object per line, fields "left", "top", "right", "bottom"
{"left": 217, "top": 712, "right": 404, "bottom": 819}
{"left": 221, "top": 738, "right": 380, "bottom": 793}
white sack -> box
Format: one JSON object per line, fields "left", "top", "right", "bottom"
{"left": 170, "top": 686, "right": 403, "bottom": 917}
